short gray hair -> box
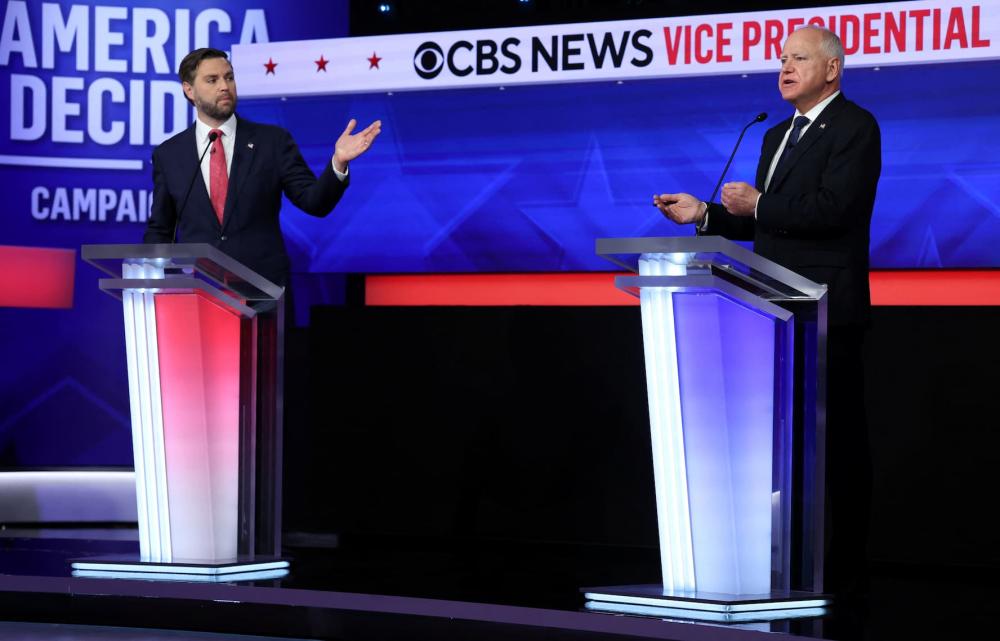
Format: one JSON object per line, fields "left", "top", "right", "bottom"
{"left": 797, "top": 25, "right": 845, "bottom": 76}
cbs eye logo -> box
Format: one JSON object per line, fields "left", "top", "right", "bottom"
{"left": 413, "top": 41, "right": 444, "bottom": 79}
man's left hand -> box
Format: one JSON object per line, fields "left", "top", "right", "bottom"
{"left": 333, "top": 119, "right": 382, "bottom": 172}
{"left": 720, "top": 181, "right": 759, "bottom": 217}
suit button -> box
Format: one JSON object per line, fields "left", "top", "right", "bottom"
{"left": 220, "top": 235, "right": 227, "bottom": 241}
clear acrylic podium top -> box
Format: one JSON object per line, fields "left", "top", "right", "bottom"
{"left": 82, "top": 243, "right": 284, "bottom": 317}
{"left": 596, "top": 236, "right": 827, "bottom": 304}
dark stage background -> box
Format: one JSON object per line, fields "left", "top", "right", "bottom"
{"left": 282, "top": 303, "right": 1000, "bottom": 575}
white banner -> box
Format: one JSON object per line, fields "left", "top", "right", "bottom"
{"left": 234, "top": 0, "right": 999, "bottom": 97}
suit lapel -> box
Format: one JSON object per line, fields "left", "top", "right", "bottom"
{"left": 176, "top": 124, "right": 215, "bottom": 224}
{"left": 758, "top": 123, "right": 788, "bottom": 191}
{"left": 178, "top": 124, "right": 218, "bottom": 229}
{"left": 221, "top": 117, "right": 257, "bottom": 231}
{"left": 767, "top": 93, "right": 847, "bottom": 193}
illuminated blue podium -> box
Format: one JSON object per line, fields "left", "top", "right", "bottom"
{"left": 585, "top": 236, "right": 830, "bottom": 622}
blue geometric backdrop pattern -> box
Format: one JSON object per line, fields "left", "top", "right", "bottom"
{"left": 240, "top": 58, "right": 1000, "bottom": 274}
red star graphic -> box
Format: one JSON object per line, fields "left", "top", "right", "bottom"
{"left": 367, "top": 51, "right": 382, "bottom": 70}
{"left": 264, "top": 57, "right": 277, "bottom": 75}
{"left": 315, "top": 55, "right": 329, "bottom": 72}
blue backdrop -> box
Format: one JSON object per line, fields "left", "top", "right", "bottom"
{"left": 0, "top": 0, "right": 348, "bottom": 467}
{"left": 241, "top": 58, "right": 1000, "bottom": 273}
{"left": 1, "top": 1, "right": 998, "bottom": 468}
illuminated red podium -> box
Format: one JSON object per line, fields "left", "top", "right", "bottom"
{"left": 79, "top": 244, "right": 287, "bottom": 581}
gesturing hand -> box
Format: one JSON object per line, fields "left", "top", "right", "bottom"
{"left": 720, "top": 182, "right": 759, "bottom": 217}
{"left": 332, "top": 119, "right": 382, "bottom": 172}
{"left": 653, "top": 192, "right": 707, "bottom": 225}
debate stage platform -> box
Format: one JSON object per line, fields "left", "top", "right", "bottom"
{"left": 1, "top": 531, "right": 996, "bottom": 641}
{"left": 4, "top": 302, "right": 999, "bottom": 640}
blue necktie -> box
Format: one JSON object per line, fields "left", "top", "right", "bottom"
{"left": 771, "top": 115, "right": 811, "bottom": 188}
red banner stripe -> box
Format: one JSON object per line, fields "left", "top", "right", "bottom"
{"left": 366, "top": 271, "right": 1000, "bottom": 307}
{"left": 0, "top": 246, "right": 76, "bottom": 309}
{"left": 366, "top": 273, "right": 636, "bottom": 306}
{"left": 869, "top": 270, "right": 1000, "bottom": 306}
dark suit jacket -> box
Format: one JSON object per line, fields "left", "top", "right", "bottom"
{"left": 144, "top": 115, "right": 348, "bottom": 286}
{"left": 703, "top": 93, "right": 881, "bottom": 326}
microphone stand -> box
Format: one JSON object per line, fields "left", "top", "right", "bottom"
{"left": 171, "top": 131, "right": 218, "bottom": 243}
{"left": 707, "top": 112, "right": 768, "bottom": 205}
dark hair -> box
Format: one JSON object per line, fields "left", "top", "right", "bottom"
{"left": 178, "top": 48, "right": 229, "bottom": 85}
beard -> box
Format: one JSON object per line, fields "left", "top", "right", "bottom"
{"left": 198, "top": 95, "right": 236, "bottom": 121}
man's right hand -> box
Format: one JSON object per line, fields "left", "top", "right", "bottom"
{"left": 653, "top": 192, "right": 707, "bottom": 225}
{"left": 332, "top": 119, "right": 382, "bottom": 173}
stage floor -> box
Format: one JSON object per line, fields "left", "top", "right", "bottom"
{"left": 0, "top": 533, "right": 994, "bottom": 641}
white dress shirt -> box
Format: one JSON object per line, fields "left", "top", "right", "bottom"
{"left": 194, "top": 114, "right": 236, "bottom": 200}
{"left": 762, "top": 89, "right": 841, "bottom": 193}
{"left": 193, "top": 114, "right": 347, "bottom": 202}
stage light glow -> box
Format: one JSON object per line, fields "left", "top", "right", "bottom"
{"left": 638, "top": 255, "right": 695, "bottom": 593}
{"left": 0, "top": 471, "right": 133, "bottom": 482}
{"left": 70, "top": 558, "right": 290, "bottom": 583}
{"left": 142, "top": 263, "right": 172, "bottom": 563}
{"left": 583, "top": 600, "right": 828, "bottom": 622}
{"left": 583, "top": 592, "right": 829, "bottom": 613}
{"left": 154, "top": 293, "right": 242, "bottom": 561}
{"left": 71, "top": 569, "right": 290, "bottom": 583}
{"left": 72, "top": 560, "right": 288, "bottom": 575}
{"left": 122, "top": 284, "right": 149, "bottom": 559}
{"left": 636, "top": 253, "right": 785, "bottom": 596}
{"left": 123, "top": 260, "right": 169, "bottom": 562}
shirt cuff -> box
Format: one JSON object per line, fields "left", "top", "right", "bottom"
{"left": 332, "top": 159, "right": 349, "bottom": 181}
{"left": 754, "top": 193, "right": 762, "bottom": 219}
{"left": 697, "top": 202, "right": 710, "bottom": 232}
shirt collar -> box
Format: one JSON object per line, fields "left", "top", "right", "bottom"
{"left": 195, "top": 113, "right": 237, "bottom": 143}
{"left": 795, "top": 90, "right": 840, "bottom": 123}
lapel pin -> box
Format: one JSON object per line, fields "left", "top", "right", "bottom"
{"left": 819, "top": 123, "right": 827, "bottom": 129}
{"left": 247, "top": 143, "right": 254, "bottom": 150}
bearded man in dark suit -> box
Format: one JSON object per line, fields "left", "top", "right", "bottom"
{"left": 654, "top": 25, "right": 881, "bottom": 598}
{"left": 144, "top": 48, "right": 381, "bottom": 287}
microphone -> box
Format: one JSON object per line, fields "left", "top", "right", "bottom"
{"left": 172, "top": 131, "right": 218, "bottom": 243}
{"left": 707, "top": 112, "right": 767, "bottom": 206}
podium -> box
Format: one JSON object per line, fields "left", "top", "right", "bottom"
{"left": 77, "top": 244, "right": 288, "bottom": 581}
{"left": 584, "top": 236, "right": 830, "bottom": 621}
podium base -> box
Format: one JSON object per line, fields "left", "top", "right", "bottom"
{"left": 582, "top": 584, "right": 830, "bottom": 624}
{"left": 70, "top": 555, "right": 289, "bottom": 582}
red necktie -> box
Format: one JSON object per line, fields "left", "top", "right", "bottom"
{"left": 209, "top": 129, "right": 227, "bottom": 224}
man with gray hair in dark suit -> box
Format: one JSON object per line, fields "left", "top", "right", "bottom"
{"left": 655, "top": 25, "right": 881, "bottom": 599}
